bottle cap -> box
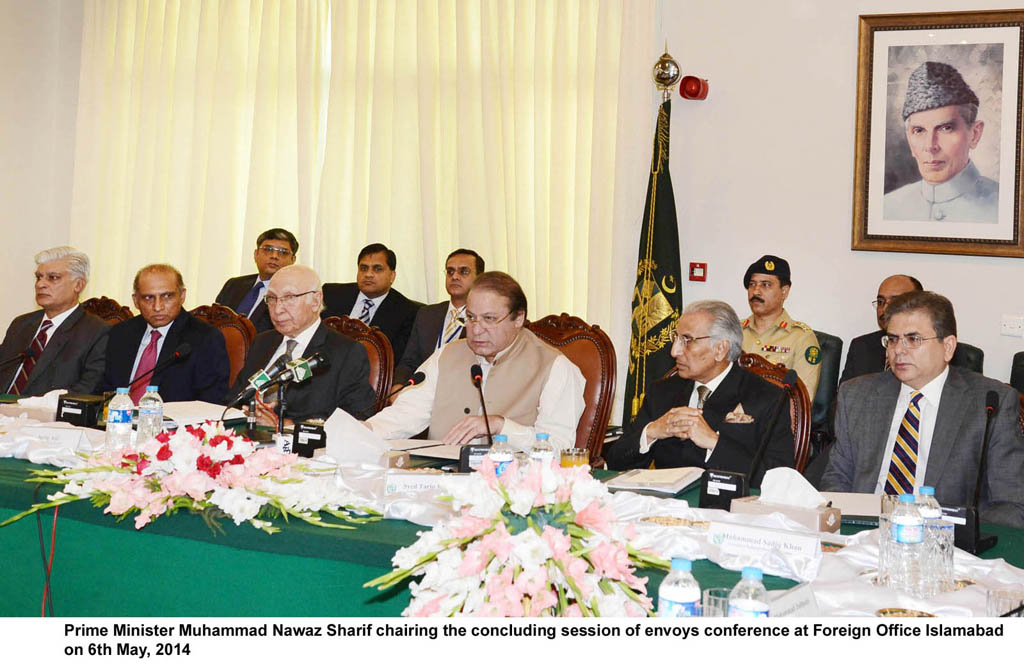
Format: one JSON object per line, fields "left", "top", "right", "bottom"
{"left": 145, "top": 385, "right": 159, "bottom": 392}
{"left": 899, "top": 493, "right": 915, "bottom": 503}
{"left": 536, "top": 433, "right": 549, "bottom": 440}
{"left": 741, "top": 567, "right": 763, "bottom": 581}
{"left": 493, "top": 435, "right": 508, "bottom": 443}
{"left": 670, "top": 557, "right": 692, "bottom": 572}
{"left": 919, "top": 486, "right": 935, "bottom": 495}
{"left": 116, "top": 387, "right": 129, "bottom": 393}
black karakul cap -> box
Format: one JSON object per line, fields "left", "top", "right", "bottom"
{"left": 743, "top": 255, "right": 791, "bottom": 287}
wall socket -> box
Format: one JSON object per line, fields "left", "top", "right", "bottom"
{"left": 1000, "top": 314, "right": 1024, "bottom": 338}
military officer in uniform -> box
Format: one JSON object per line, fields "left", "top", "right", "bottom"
{"left": 883, "top": 61, "right": 998, "bottom": 223}
{"left": 740, "top": 254, "right": 821, "bottom": 400}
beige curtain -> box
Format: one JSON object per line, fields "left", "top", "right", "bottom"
{"left": 70, "top": 0, "right": 657, "bottom": 338}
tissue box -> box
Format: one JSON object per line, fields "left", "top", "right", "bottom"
{"left": 730, "top": 496, "right": 841, "bottom": 533}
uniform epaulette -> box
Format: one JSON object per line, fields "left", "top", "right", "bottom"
{"left": 789, "top": 320, "right": 813, "bottom": 332}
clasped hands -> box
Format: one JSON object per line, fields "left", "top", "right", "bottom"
{"left": 647, "top": 406, "right": 718, "bottom": 450}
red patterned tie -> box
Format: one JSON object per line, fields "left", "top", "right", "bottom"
{"left": 10, "top": 320, "right": 53, "bottom": 394}
{"left": 130, "top": 331, "right": 162, "bottom": 403}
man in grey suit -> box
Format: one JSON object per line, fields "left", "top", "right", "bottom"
{"left": 821, "top": 291, "right": 1024, "bottom": 528}
{"left": 392, "top": 248, "right": 484, "bottom": 389}
{"left": 0, "top": 247, "right": 108, "bottom": 396}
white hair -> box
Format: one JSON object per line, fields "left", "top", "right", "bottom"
{"left": 34, "top": 246, "right": 90, "bottom": 283}
{"left": 683, "top": 299, "right": 744, "bottom": 361}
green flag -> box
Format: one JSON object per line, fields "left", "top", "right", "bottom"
{"left": 622, "top": 99, "right": 682, "bottom": 426}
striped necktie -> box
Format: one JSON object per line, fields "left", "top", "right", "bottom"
{"left": 359, "top": 297, "right": 374, "bottom": 323}
{"left": 10, "top": 320, "right": 53, "bottom": 394}
{"left": 438, "top": 306, "right": 464, "bottom": 348}
{"left": 884, "top": 391, "right": 924, "bottom": 495}
{"left": 696, "top": 385, "right": 711, "bottom": 408}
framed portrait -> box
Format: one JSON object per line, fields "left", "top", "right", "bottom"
{"left": 852, "top": 10, "right": 1024, "bottom": 256}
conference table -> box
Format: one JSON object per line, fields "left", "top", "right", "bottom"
{"left": 1, "top": 456, "right": 1022, "bottom": 617}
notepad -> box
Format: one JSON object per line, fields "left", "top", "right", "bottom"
{"left": 605, "top": 467, "right": 704, "bottom": 495}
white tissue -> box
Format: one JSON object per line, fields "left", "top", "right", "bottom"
{"left": 758, "top": 467, "right": 827, "bottom": 508}
{"left": 323, "top": 408, "right": 390, "bottom": 466}
{"left": 16, "top": 388, "right": 68, "bottom": 410}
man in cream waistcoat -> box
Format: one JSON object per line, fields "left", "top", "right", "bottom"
{"left": 367, "top": 271, "right": 586, "bottom": 450}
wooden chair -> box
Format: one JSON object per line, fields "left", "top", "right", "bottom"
{"left": 738, "top": 352, "right": 812, "bottom": 472}
{"left": 323, "top": 315, "right": 394, "bottom": 414}
{"left": 190, "top": 304, "right": 257, "bottom": 388}
{"left": 526, "top": 314, "right": 616, "bottom": 466}
{"left": 81, "top": 296, "right": 133, "bottom": 325}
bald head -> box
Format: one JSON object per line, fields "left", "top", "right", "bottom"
{"left": 266, "top": 264, "right": 323, "bottom": 337}
{"left": 876, "top": 274, "right": 922, "bottom": 329}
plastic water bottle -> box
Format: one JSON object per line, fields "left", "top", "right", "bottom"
{"left": 918, "top": 486, "right": 954, "bottom": 596}
{"left": 105, "top": 388, "right": 134, "bottom": 451}
{"left": 658, "top": 557, "right": 701, "bottom": 617}
{"left": 889, "top": 493, "right": 925, "bottom": 595}
{"left": 529, "top": 432, "right": 555, "bottom": 464}
{"left": 136, "top": 386, "right": 164, "bottom": 445}
{"left": 728, "top": 567, "right": 770, "bottom": 617}
{"left": 490, "top": 435, "right": 514, "bottom": 476}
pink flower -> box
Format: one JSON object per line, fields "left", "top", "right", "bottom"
{"left": 451, "top": 514, "right": 493, "bottom": 538}
{"left": 474, "top": 455, "right": 499, "bottom": 489}
{"left": 485, "top": 567, "right": 523, "bottom": 618}
{"left": 162, "top": 470, "right": 214, "bottom": 501}
{"left": 541, "top": 525, "right": 571, "bottom": 561}
{"left": 574, "top": 500, "right": 614, "bottom": 535}
{"left": 518, "top": 464, "right": 545, "bottom": 507}
{"left": 410, "top": 594, "right": 446, "bottom": 617}
{"left": 554, "top": 483, "right": 572, "bottom": 504}
{"left": 587, "top": 541, "right": 646, "bottom": 589}
{"left": 478, "top": 523, "right": 513, "bottom": 563}
{"left": 563, "top": 603, "right": 583, "bottom": 617}
{"left": 564, "top": 555, "right": 593, "bottom": 600}
{"left": 459, "top": 543, "right": 492, "bottom": 577}
{"left": 528, "top": 587, "right": 558, "bottom": 615}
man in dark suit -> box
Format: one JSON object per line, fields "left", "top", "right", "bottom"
{"left": 393, "top": 248, "right": 484, "bottom": 386}
{"left": 214, "top": 228, "right": 299, "bottom": 333}
{"left": 822, "top": 291, "right": 1024, "bottom": 528}
{"left": 839, "top": 274, "right": 922, "bottom": 385}
{"left": 100, "top": 264, "right": 229, "bottom": 404}
{"left": 231, "top": 265, "right": 376, "bottom": 426}
{"left": 0, "top": 247, "right": 108, "bottom": 396}
{"left": 604, "top": 300, "right": 794, "bottom": 484}
{"left": 321, "top": 243, "right": 419, "bottom": 363}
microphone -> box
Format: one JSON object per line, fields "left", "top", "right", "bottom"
{"left": 470, "top": 363, "right": 493, "bottom": 446}
{"left": 747, "top": 368, "right": 799, "bottom": 485}
{"left": 973, "top": 390, "right": 1000, "bottom": 511}
{"left": 128, "top": 343, "right": 192, "bottom": 393}
{"left": 225, "top": 354, "right": 294, "bottom": 409}
{"left": 354, "top": 371, "right": 426, "bottom": 419}
{"left": 269, "top": 352, "right": 327, "bottom": 386}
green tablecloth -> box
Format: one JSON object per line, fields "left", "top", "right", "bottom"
{"left": 1, "top": 457, "right": 1021, "bottom": 616}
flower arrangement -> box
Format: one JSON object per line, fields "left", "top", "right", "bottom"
{"left": 365, "top": 456, "right": 669, "bottom": 617}
{"left": 1, "top": 422, "right": 378, "bottom": 533}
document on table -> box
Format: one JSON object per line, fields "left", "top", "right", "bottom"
{"left": 605, "top": 467, "right": 704, "bottom": 494}
{"left": 401, "top": 442, "right": 462, "bottom": 460}
{"left": 164, "top": 401, "right": 244, "bottom": 426}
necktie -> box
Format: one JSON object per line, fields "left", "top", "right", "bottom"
{"left": 696, "top": 385, "right": 711, "bottom": 409}
{"left": 359, "top": 297, "right": 374, "bottom": 323}
{"left": 130, "top": 330, "right": 162, "bottom": 403}
{"left": 884, "top": 392, "right": 924, "bottom": 495}
{"left": 235, "top": 280, "right": 265, "bottom": 317}
{"left": 438, "top": 306, "right": 464, "bottom": 348}
{"left": 10, "top": 320, "right": 53, "bottom": 394}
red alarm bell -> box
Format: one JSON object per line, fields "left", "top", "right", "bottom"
{"left": 679, "top": 75, "right": 709, "bottom": 100}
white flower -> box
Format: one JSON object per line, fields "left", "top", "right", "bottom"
{"left": 507, "top": 485, "right": 536, "bottom": 516}
{"left": 208, "top": 488, "right": 262, "bottom": 524}
{"left": 569, "top": 475, "right": 608, "bottom": 512}
{"left": 445, "top": 475, "right": 505, "bottom": 518}
{"left": 510, "top": 529, "right": 552, "bottom": 571}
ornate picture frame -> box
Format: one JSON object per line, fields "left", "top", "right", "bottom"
{"left": 852, "top": 10, "right": 1024, "bottom": 256}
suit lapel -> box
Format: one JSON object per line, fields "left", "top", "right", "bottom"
{"left": 28, "top": 308, "right": 84, "bottom": 384}
{"left": 0, "top": 311, "right": 43, "bottom": 390}
{"left": 700, "top": 365, "right": 742, "bottom": 428}
{"left": 925, "top": 367, "right": 969, "bottom": 486}
{"left": 858, "top": 372, "right": 902, "bottom": 486}
{"left": 157, "top": 313, "right": 189, "bottom": 367}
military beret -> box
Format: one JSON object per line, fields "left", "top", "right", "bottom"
{"left": 743, "top": 255, "right": 791, "bottom": 287}
{"left": 902, "top": 61, "right": 979, "bottom": 121}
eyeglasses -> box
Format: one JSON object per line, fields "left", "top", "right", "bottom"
{"left": 264, "top": 291, "right": 315, "bottom": 308}
{"left": 881, "top": 333, "right": 941, "bottom": 349}
{"left": 871, "top": 298, "right": 892, "bottom": 308}
{"left": 670, "top": 332, "right": 711, "bottom": 348}
{"left": 465, "top": 311, "right": 512, "bottom": 329}
{"left": 258, "top": 245, "right": 294, "bottom": 257}
{"left": 446, "top": 267, "right": 474, "bottom": 277}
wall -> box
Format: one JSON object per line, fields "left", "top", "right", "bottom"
{"left": 649, "top": 0, "right": 1024, "bottom": 385}
{"left": 0, "top": 0, "right": 81, "bottom": 329}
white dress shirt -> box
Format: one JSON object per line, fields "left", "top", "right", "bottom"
{"left": 873, "top": 366, "right": 949, "bottom": 494}
{"left": 348, "top": 291, "right": 388, "bottom": 323}
{"left": 245, "top": 279, "right": 269, "bottom": 317}
{"left": 267, "top": 319, "right": 321, "bottom": 362}
{"left": 368, "top": 338, "right": 587, "bottom": 452}
{"left": 639, "top": 362, "right": 733, "bottom": 462}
